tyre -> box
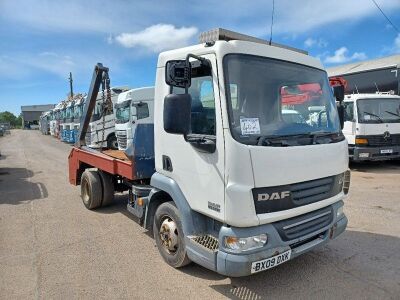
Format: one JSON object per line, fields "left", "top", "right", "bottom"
{"left": 153, "top": 202, "right": 191, "bottom": 268}
{"left": 107, "top": 134, "right": 118, "bottom": 150}
{"left": 98, "top": 171, "right": 115, "bottom": 206}
{"left": 80, "top": 170, "right": 103, "bottom": 210}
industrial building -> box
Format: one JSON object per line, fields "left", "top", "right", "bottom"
{"left": 327, "top": 54, "right": 400, "bottom": 95}
{"left": 21, "top": 104, "right": 55, "bottom": 129}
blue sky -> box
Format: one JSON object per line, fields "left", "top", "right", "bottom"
{"left": 1, "top": 0, "right": 400, "bottom": 115}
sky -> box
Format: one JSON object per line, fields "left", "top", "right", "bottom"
{"left": 1, "top": 0, "right": 400, "bottom": 115}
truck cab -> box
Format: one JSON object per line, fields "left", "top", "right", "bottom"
{"left": 343, "top": 93, "right": 400, "bottom": 161}
{"left": 71, "top": 96, "right": 86, "bottom": 143}
{"left": 86, "top": 87, "right": 129, "bottom": 149}
{"left": 115, "top": 87, "right": 155, "bottom": 151}
{"left": 63, "top": 100, "right": 75, "bottom": 142}
{"left": 70, "top": 29, "right": 350, "bottom": 277}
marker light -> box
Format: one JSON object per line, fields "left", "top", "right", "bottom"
{"left": 355, "top": 138, "right": 368, "bottom": 145}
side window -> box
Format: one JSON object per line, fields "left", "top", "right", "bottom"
{"left": 344, "top": 102, "right": 354, "bottom": 121}
{"left": 172, "top": 65, "right": 216, "bottom": 136}
{"left": 134, "top": 102, "right": 149, "bottom": 120}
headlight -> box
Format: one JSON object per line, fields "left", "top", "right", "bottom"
{"left": 336, "top": 206, "right": 344, "bottom": 218}
{"left": 224, "top": 234, "right": 267, "bottom": 252}
{"left": 343, "top": 170, "right": 351, "bottom": 194}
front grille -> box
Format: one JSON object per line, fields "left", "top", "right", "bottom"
{"left": 85, "top": 131, "right": 91, "bottom": 145}
{"left": 362, "top": 134, "right": 400, "bottom": 146}
{"left": 253, "top": 174, "right": 342, "bottom": 214}
{"left": 192, "top": 235, "right": 219, "bottom": 251}
{"left": 116, "top": 130, "right": 127, "bottom": 150}
{"left": 291, "top": 177, "right": 334, "bottom": 206}
{"left": 273, "top": 206, "right": 333, "bottom": 241}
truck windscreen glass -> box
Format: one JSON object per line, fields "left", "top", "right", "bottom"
{"left": 115, "top": 106, "right": 130, "bottom": 124}
{"left": 357, "top": 98, "right": 400, "bottom": 123}
{"left": 223, "top": 54, "right": 342, "bottom": 146}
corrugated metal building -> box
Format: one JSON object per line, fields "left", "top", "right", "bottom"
{"left": 21, "top": 104, "right": 55, "bottom": 128}
{"left": 326, "top": 54, "right": 400, "bottom": 95}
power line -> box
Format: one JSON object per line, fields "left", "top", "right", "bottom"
{"left": 269, "top": 0, "right": 275, "bottom": 45}
{"left": 371, "top": 0, "right": 400, "bottom": 34}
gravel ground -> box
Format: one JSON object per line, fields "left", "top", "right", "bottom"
{"left": 1, "top": 130, "right": 399, "bottom": 299}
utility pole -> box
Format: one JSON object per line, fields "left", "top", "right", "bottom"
{"left": 68, "top": 72, "right": 74, "bottom": 99}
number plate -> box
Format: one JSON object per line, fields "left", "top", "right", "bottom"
{"left": 381, "top": 149, "right": 393, "bottom": 154}
{"left": 251, "top": 250, "right": 291, "bottom": 274}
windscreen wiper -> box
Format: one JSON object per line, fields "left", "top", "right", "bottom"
{"left": 385, "top": 110, "right": 400, "bottom": 119}
{"left": 257, "top": 134, "right": 309, "bottom": 146}
{"left": 363, "top": 111, "right": 383, "bottom": 123}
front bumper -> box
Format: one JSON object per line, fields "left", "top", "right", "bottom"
{"left": 350, "top": 145, "right": 400, "bottom": 161}
{"left": 187, "top": 201, "right": 347, "bottom": 277}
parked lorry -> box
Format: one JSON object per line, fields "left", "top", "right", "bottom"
{"left": 68, "top": 28, "right": 350, "bottom": 277}
{"left": 85, "top": 86, "right": 130, "bottom": 149}
{"left": 115, "top": 87, "right": 155, "bottom": 150}
{"left": 50, "top": 103, "right": 63, "bottom": 137}
{"left": 342, "top": 92, "right": 400, "bottom": 161}
{"left": 39, "top": 111, "right": 51, "bottom": 135}
{"left": 62, "top": 100, "right": 74, "bottom": 142}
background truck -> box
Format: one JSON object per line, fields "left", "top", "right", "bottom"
{"left": 115, "top": 87, "right": 155, "bottom": 150}
{"left": 68, "top": 28, "right": 350, "bottom": 277}
{"left": 342, "top": 92, "right": 400, "bottom": 161}
{"left": 85, "top": 86, "right": 129, "bottom": 150}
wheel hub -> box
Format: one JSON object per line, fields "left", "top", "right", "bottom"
{"left": 159, "top": 217, "right": 178, "bottom": 253}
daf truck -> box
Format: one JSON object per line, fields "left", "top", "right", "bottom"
{"left": 85, "top": 87, "right": 130, "bottom": 149}
{"left": 115, "top": 87, "right": 155, "bottom": 150}
{"left": 68, "top": 28, "right": 350, "bottom": 277}
{"left": 343, "top": 92, "right": 400, "bottom": 161}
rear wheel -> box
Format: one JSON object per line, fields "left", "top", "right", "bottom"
{"left": 98, "top": 171, "right": 115, "bottom": 206}
{"left": 81, "top": 170, "right": 102, "bottom": 209}
{"left": 153, "top": 202, "right": 191, "bottom": 268}
{"left": 107, "top": 135, "right": 118, "bottom": 150}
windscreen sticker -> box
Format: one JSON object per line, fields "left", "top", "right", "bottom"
{"left": 240, "top": 118, "right": 260, "bottom": 135}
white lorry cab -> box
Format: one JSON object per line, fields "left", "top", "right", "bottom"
{"left": 70, "top": 29, "right": 350, "bottom": 277}
{"left": 50, "top": 103, "right": 63, "bottom": 137}
{"left": 86, "top": 86, "right": 130, "bottom": 149}
{"left": 343, "top": 93, "right": 400, "bottom": 161}
{"left": 115, "top": 87, "right": 155, "bottom": 151}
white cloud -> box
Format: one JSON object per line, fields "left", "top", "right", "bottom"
{"left": 304, "top": 37, "right": 328, "bottom": 48}
{"left": 324, "top": 47, "right": 367, "bottom": 64}
{"left": 115, "top": 24, "right": 198, "bottom": 52}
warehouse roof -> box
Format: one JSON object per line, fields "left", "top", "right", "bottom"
{"left": 327, "top": 54, "right": 400, "bottom": 77}
{"left": 21, "top": 104, "right": 55, "bottom": 112}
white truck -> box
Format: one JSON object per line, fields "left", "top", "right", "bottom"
{"left": 115, "top": 87, "right": 155, "bottom": 151}
{"left": 343, "top": 93, "right": 400, "bottom": 161}
{"left": 85, "top": 87, "right": 130, "bottom": 149}
{"left": 69, "top": 28, "right": 350, "bottom": 277}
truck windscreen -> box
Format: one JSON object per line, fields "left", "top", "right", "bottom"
{"left": 223, "top": 54, "right": 342, "bottom": 146}
{"left": 357, "top": 98, "right": 400, "bottom": 123}
{"left": 115, "top": 101, "right": 131, "bottom": 124}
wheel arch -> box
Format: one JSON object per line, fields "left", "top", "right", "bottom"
{"left": 145, "top": 172, "right": 207, "bottom": 235}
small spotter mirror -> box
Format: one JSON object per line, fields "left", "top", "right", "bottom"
{"left": 165, "top": 60, "right": 191, "bottom": 88}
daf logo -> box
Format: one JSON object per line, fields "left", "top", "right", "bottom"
{"left": 383, "top": 131, "right": 390, "bottom": 140}
{"left": 258, "top": 191, "right": 290, "bottom": 201}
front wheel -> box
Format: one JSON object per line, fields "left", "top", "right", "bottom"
{"left": 153, "top": 202, "right": 191, "bottom": 268}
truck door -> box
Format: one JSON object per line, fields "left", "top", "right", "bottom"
{"left": 165, "top": 53, "right": 225, "bottom": 221}
{"left": 343, "top": 101, "right": 355, "bottom": 144}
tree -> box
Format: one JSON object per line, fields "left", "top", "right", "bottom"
{"left": 0, "top": 111, "right": 21, "bottom": 128}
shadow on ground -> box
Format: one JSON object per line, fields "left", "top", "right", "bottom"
{"left": 350, "top": 160, "right": 400, "bottom": 174}
{"left": 183, "top": 231, "right": 400, "bottom": 299}
{"left": 0, "top": 167, "right": 48, "bottom": 204}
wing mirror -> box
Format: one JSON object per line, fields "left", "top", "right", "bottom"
{"left": 333, "top": 85, "right": 345, "bottom": 102}
{"left": 163, "top": 93, "right": 192, "bottom": 135}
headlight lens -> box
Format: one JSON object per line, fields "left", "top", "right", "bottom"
{"left": 336, "top": 206, "right": 344, "bottom": 218}
{"left": 224, "top": 234, "right": 267, "bottom": 252}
